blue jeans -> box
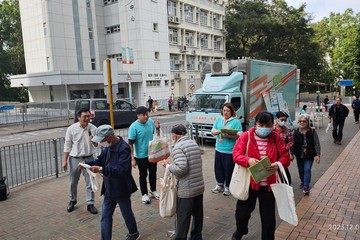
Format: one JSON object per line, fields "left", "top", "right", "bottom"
{"left": 101, "top": 196, "right": 138, "bottom": 240}
{"left": 214, "top": 151, "right": 235, "bottom": 188}
{"left": 296, "top": 158, "right": 314, "bottom": 188}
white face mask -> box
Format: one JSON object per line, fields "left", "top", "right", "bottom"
{"left": 278, "top": 120, "right": 286, "bottom": 127}
{"left": 99, "top": 141, "right": 111, "bottom": 148}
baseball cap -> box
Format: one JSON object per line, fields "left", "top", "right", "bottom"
{"left": 171, "top": 124, "right": 187, "bottom": 135}
{"left": 92, "top": 124, "right": 114, "bottom": 142}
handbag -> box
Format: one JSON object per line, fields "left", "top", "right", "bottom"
{"left": 148, "top": 130, "right": 170, "bottom": 163}
{"left": 159, "top": 165, "right": 177, "bottom": 218}
{"left": 229, "top": 131, "right": 251, "bottom": 201}
{"left": 270, "top": 162, "right": 298, "bottom": 226}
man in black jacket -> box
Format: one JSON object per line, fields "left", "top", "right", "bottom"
{"left": 328, "top": 97, "right": 349, "bottom": 145}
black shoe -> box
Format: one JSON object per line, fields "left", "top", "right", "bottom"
{"left": 87, "top": 204, "right": 98, "bottom": 214}
{"left": 232, "top": 231, "right": 243, "bottom": 240}
{"left": 336, "top": 141, "right": 342, "bottom": 145}
{"left": 67, "top": 200, "right": 77, "bottom": 212}
{"left": 333, "top": 140, "right": 337, "bottom": 144}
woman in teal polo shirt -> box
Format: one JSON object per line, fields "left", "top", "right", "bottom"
{"left": 211, "top": 103, "right": 242, "bottom": 196}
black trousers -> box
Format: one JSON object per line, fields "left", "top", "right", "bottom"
{"left": 135, "top": 157, "right": 157, "bottom": 195}
{"left": 332, "top": 120, "right": 345, "bottom": 142}
{"left": 174, "top": 194, "right": 203, "bottom": 240}
{"left": 354, "top": 110, "right": 359, "bottom": 122}
{"left": 233, "top": 187, "right": 276, "bottom": 240}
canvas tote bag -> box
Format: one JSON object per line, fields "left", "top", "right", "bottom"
{"left": 159, "top": 165, "right": 177, "bottom": 218}
{"left": 230, "top": 131, "right": 251, "bottom": 201}
{"left": 270, "top": 162, "right": 298, "bottom": 226}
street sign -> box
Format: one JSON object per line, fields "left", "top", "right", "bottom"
{"left": 189, "top": 76, "right": 195, "bottom": 84}
{"left": 339, "top": 79, "right": 353, "bottom": 86}
{"left": 190, "top": 84, "right": 195, "bottom": 90}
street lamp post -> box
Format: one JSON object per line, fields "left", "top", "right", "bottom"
{"left": 64, "top": 78, "right": 70, "bottom": 124}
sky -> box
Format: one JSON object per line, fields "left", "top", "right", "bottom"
{"left": 285, "top": 0, "right": 360, "bottom": 22}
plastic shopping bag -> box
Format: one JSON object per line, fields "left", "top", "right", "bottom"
{"left": 159, "top": 165, "right": 177, "bottom": 218}
{"left": 270, "top": 162, "right": 298, "bottom": 226}
{"left": 325, "top": 123, "right": 331, "bottom": 133}
{"left": 86, "top": 169, "right": 102, "bottom": 192}
{"left": 148, "top": 132, "right": 170, "bottom": 163}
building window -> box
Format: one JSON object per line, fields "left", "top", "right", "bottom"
{"left": 104, "top": 0, "right": 118, "bottom": 5}
{"left": 214, "top": 36, "right": 222, "bottom": 50}
{"left": 155, "top": 52, "right": 159, "bottom": 60}
{"left": 105, "top": 24, "right": 120, "bottom": 34}
{"left": 167, "top": 0, "right": 176, "bottom": 16}
{"left": 46, "top": 57, "right": 50, "bottom": 70}
{"left": 165, "top": 80, "right": 169, "bottom": 86}
{"left": 213, "top": 14, "right": 220, "bottom": 29}
{"left": 91, "top": 58, "right": 96, "bottom": 70}
{"left": 200, "top": 34, "right": 208, "bottom": 48}
{"left": 146, "top": 80, "right": 161, "bottom": 87}
{"left": 187, "top": 55, "right": 195, "bottom": 70}
{"left": 153, "top": 23, "right": 158, "bottom": 31}
{"left": 107, "top": 53, "right": 122, "bottom": 62}
{"left": 168, "top": 28, "right": 178, "bottom": 44}
{"left": 199, "top": 10, "right": 207, "bottom": 26}
{"left": 184, "top": 5, "right": 193, "bottom": 23}
{"left": 88, "top": 28, "right": 93, "bottom": 39}
{"left": 170, "top": 54, "right": 181, "bottom": 70}
{"left": 43, "top": 22, "right": 47, "bottom": 36}
{"left": 86, "top": 0, "right": 91, "bottom": 8}
{"left": 185, "top": 31, "right": 194, "bottom": 47}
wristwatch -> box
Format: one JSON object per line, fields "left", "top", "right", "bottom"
{"left": 99, "top": 167, "right": 103, "bottom": 173}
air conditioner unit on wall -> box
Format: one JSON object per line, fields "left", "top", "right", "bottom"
{"left": 174, "top": 17, "right": 180, "bottom": 23}
{"left": 181, "top": 45, "right": 188, "bottom": 52}
{"left": 168, "top": 16, "right": 174, "bottom": 22}
{"left": 174, "top": 60, "right": 180, "bottom": 65}
{"left": 174, "top": 73, "right": 181, "bottom": 79}
{"left": 211, "top": 61, "right": 229, "bottom": 75}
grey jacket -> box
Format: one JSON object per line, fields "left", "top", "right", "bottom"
{"left": 169, "top": 136, "right": 204, "bottom": 198}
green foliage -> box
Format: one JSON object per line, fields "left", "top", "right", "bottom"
{"left": 0, "top": 0, "right": 28, "bottom": 102}
{"left": 225, "top": 0, "right": 360, "bottom": 91}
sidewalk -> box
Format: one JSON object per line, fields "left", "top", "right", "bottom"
{"left": 275, "top": 129, "right": 360, "bottom": 239}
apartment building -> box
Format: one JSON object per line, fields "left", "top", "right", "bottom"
{"left": 11, "top": 0, "right": 226, "bottom": 104}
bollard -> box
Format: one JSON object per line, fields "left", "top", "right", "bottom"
{"left": 53, "top": 139, "right": 59, "bottom": 178}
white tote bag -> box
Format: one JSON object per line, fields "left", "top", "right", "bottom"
{"left": 230, "top": 132, "right": 250, "bottom": 201}
{"left": 270, "top": 162, "right": 298, "bottom": 226}
{"left": 159, "top": 165, "right": 177, "bottom": 218}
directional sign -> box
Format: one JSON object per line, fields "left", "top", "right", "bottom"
{"left": 339, "top": 79, "right": 353, "bottom": 86}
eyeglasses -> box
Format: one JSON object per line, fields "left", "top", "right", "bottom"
{"left": 298, "top": 120, "right": 307, "bottom": 123}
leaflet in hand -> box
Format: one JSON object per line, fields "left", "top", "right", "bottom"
{"left": 220, "top": 128, "right": 239, "bottom": 135}
{"left": 248, "top": 156, "right": 275, "bottom": 183}
{"left": 79, "top": 163, "right": 91, "bottom": 169}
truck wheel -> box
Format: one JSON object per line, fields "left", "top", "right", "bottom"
{"left": 99, "top": 120, "right": 109, "bottom": 126}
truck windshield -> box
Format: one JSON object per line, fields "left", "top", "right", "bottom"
{"left": 188, "top": 94, "right": 228, "bottom": 113}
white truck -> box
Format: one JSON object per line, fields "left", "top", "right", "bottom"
{"left": 186, "top": 59, "right": 299, "bottom": 140}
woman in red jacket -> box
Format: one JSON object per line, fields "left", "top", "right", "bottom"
{"left": 232, "top": 111, "right": 290, "bottom": 240}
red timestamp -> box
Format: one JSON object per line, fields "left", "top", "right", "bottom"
{"left": 328, "top": 224, "right": 360, "bottom": 231}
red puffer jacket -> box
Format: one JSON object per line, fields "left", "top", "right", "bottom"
{"left": 232, "top": 127, "right": 290, "bottom": 191}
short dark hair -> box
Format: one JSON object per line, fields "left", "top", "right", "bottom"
{"left": 275, "top": 111, "right": 288, "bottom": 119}
{"left": 221, "top": 103, "right": 236, "bottom": 117}
{"left": 171, "top": 124, "right": 187, "bottom": 135}
{"left": 302, "top": 105, "right": 307, "bottom": 110}
{"left": 136, "top": 106, "right": 148, "bottom": 115}
{"left": 255, "top": 111, "right": 274, "bottom": 125}
{"left": 77, "top": 108, "right": 90, "bottom": 117}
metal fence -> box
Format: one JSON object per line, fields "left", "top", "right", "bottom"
{"left": 0, "top": 101, "right": 75, "bottom": 128}
{"left": 0, "top": 125, "right": 195, "bottom": 189}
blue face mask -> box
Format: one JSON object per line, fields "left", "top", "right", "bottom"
{"left": 278, "top": 121, "right": 286, "bottom": 127}
{"left": 256, "top": 127, "right": 272, "bottom": 137}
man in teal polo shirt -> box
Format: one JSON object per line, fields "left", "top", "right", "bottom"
{"left": 128, "top": 106, "right": 160, "bottom": 204}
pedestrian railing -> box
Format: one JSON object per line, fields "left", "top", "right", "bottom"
{"left": 0, "top": 125, "right": 197, "bottom": 189}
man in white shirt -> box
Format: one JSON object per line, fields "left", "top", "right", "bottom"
{"left": 63, "top": 108, "right": 98, "bottom": 214}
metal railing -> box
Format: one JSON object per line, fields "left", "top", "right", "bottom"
{"left": 0, "top": 101, "right": 75, "bottom": 128}
{"left": 0, "top": 125, "right": 197, "bottom": 189}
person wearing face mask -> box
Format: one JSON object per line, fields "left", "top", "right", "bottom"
{"left": 211, "top": 103, "right": 242, "bottom": 196}
{"left": 63, "top": 108, "right": 98, "bottom": 214}
{"left": 273, "top": 111, "right": 294, "bottom": 185}
{"left": 85, "top": 125, "right": 140, "bottom": 240}
{"left": 232, "top": 111, "right": 290, "bottom": 240}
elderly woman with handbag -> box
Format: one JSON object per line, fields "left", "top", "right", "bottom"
{"left": 232, "top": 111, "right": 290, "bottom": 240}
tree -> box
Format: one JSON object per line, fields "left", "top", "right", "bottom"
{"left": 224, "top": 0, "right": 326, "bottom": 92}
{"left": 0, "top": 0, "right": 27, "bottom": 102}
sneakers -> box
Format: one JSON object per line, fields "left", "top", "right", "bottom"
{"left": 126, "top": 232, "right": 140, "bottom": 240}
{"left": 303, "top": 186, "right": 310, "bottom": 195}
{"left": 149, "top": 190, "right": 160, "bottom": 200}
{"left": 211, "top": 185, "right": 224, "bottom": 193}
{"left": 223, "top": 187, "right": 231, "bottom": 196}
{"left": 141, "top": 194, "right": 150, "bottom": 204}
